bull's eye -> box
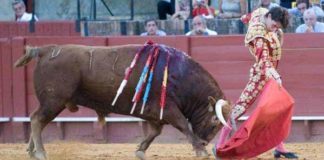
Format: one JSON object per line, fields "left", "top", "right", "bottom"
{"left": 211, "top": 115, "right": 217, "bottom": 124}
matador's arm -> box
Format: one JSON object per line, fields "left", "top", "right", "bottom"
{"left": 253, "top": 37, "right": 282, "bottom": 86}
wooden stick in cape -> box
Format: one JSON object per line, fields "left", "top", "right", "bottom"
{"left": 160, "top": 53, "right": 170, "bottom": 120}
{"left": 140, "top": 47, "right": 160, "bottom": 114}
{"left": 130, "top": 46, "right": 156, "bottom": 114}
{"left": 111, "top": 42, "right": 151, "bottom": 106}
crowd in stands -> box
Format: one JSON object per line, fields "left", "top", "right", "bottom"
{"left": 152, "top": 0, "right": 324, "bottom": 36}
{"left": 10, "top": 0, "right": 324, "bottom": 34}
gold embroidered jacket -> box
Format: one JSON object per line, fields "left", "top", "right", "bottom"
{"left": 244, "top": 8, "right": 283, "bottom": 72}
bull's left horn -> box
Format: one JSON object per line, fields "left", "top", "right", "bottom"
{"left": 215, "top": 99, "right": 230, "bottom": 128}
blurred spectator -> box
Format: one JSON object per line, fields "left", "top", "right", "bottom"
{"left": 192, "top": 0, "right": 215, "bottom": 19}
{"left": 311, "top": 0, "right": 321, "bottom": 6}
{"left": 288, "top": 0, "right": 324, "bottom": 17}
{"left": 309, "top": 0, "right": 324, "bottom": 17}
{"left": 140, "top": 19, "right": 167, "bottom": 36}
{"left": 218, "top": 0, "right": 246, "bottom": 18}
{"left": 321, "top": 0, "right": 324, "bottom": 10}
{"left": 289, "top": 0, "right": 309, "bottom": 17}
{"left": 12, "top": 0, "right": 38, "bottom": 21}
{"left": 295, "top": 8, "right": 324, "bottom": 33}
{"left": 280, "top": 0, "right": 295, "bottom": 8}
{"left": 255, "top": 0, "right": 280, "bottom": 10}
{"left": 172, "top": 0, "right": 191, "bottom": 20}
{"left": 185, "top": 15, "right": 217, "bottom": 35}
{"left": 157, "top": 0, "right": 175, "bottom": 20}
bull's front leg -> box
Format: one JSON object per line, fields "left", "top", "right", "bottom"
{"left": 164, "top": 106, "right": 208, "bottom": 157}
{"left": 27, "top": 136, "right": 35, "bottom": 157}
{"left": 135, "top": 121, "right": 163, "bottom": 160}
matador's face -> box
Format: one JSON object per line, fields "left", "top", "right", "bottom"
{"left": 265, "top": 14, "right": 283, "bottom": 32}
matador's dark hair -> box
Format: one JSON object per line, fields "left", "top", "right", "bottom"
{"left": 266, "top": 7, "right": 290, "bottom": 29}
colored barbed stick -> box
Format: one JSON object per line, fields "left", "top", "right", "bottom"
{"left": 130, "top": 46, "right": 156, "bottom": 114}
{"left": 131, "top": 46, "right": 156, "bottom": 102}
{"left": 111, "top": 42, "right": 150, "bottom": 106}
{"left": 160, "top": 53, "right": 170, "bottom": 120}
{"left": 140, "top": 47, "right": 160, "bottom": 114}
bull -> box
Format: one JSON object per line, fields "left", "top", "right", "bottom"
{"left": 14, "top": 43, "right": 231, "bottom": 160}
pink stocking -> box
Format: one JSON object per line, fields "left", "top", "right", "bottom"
{"left": 216, "top": 125, "right": 232, "bottom": 148}
{"left": 275, "top": 142, "right": 289, "bottom": 153}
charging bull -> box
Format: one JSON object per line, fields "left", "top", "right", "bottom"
{"left": 14, "top": 43, "right": 231, "bottom": 160}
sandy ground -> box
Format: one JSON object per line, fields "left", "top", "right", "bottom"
{"left": 0, "top": 142, "right": 323, "bottom": 160}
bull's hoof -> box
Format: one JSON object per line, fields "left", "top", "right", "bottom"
{"left": 26, "top": 143, "right": 35, "bottom": 155}
{"left": 27, "top": 149, "right": 34, "bottom": 158}
{"left": 135, "top": 150, "right": 146, "bottom": 160}
{"left": 31, "top": 151, "right": 47, "bottom": 160}
{"left": 196, "top": 150, "right": 209, "bottom": 158}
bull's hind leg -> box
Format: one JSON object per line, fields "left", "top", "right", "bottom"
{"left": 28, "top": 101, "right": 65, "bottom": 160}
{"left": 136, "top": 121, "right": 163, "bottom": 160}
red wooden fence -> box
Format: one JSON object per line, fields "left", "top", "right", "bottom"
{"left": 0, "top": 21, "right": 79, "bottom": 38}
{"left": 1, "top": 33, "right": 324, "bottom": 143}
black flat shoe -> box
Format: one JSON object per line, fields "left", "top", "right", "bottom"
{"left": 274, "top": 149, "right": 298, "bottom": 159}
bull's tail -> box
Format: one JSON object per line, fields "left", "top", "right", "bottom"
{"left": 14, "top": 46, "right": 39, "bottom": 68}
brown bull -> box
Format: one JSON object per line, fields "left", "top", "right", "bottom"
{"left": 14, "top": 43, "right": 231, "bottom": 160}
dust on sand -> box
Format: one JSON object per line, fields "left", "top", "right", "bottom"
{"left": 0, "top": 142, "right": 322, "bottom": 160}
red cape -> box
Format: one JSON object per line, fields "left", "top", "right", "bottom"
{"left": 217, "top": 79, "right": 294, "bottom": 159}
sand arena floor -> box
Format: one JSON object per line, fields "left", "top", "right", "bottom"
{"left": 0, "top": 142, "right": 323, "bottom": 160}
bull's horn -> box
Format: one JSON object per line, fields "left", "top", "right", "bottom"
{"left": 215, "top": 99, "right": 230, "bottom": 128}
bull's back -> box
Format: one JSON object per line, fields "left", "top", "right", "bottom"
{"left": 32, "top": 44, "right": 141, "bottom": 105}
{"left": 74, "top": 44, "right": 143, "bottom": 103}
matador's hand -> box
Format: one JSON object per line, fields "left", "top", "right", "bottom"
{"left": 266, "top": 68, "right": 282, "bottom": 87}
{"left": 275, "top": 77, "right": 282, "bottom": 88}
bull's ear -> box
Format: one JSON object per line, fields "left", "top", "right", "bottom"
{"left": 208, "top": 96, "right": 217, "bottom": 105}
{"left": 208, "top": 96, "right": 216, "bottom": 112}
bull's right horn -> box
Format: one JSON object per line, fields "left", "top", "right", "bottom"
{"left": 215, "top": 99, "right": 230, "bottom": 128}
